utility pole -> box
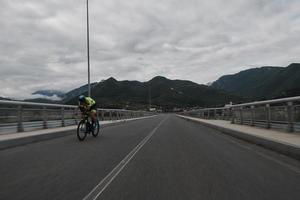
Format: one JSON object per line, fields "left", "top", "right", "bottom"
{"left": 86, "top": 0, "right": 91, "bottom": 97}
{"left": 148, "top": 82, "right": 151, "bottom": 110}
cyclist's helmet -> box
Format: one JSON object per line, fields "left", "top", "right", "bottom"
{"left": 79, "top": 95, "right": 86, "bottom": 103}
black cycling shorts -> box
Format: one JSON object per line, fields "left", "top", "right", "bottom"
{"left": 89, "top": 103, "right": 97, "bottom": 112}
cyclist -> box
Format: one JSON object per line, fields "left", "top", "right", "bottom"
{"left": 78, "top": 95, "right": 97, "bottom": 123}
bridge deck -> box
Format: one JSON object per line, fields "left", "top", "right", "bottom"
{"left": 0, "top": 115, "right": 300, "bottom": 200}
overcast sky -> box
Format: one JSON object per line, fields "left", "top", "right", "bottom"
{"left": 0, "top": 0, "right": 300, "bottom": 99}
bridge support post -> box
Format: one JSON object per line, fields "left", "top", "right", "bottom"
{"left": 214, "top": 109, "right": 217, "bottom": 120}
{"left": 250, "top": 106, "right": 255, "bottom": 126}
{"left": 231, "top": 108, "right": 235, "bottom": 124}
{"left": 222, "top": 109, "right": 225, "bottom": 120}
{"left": 266, "top": 104, "right": 271, "bottom": 129}
{"left": 101, "top": 110, "right": 104, "bottom": 121}
{"left": 287, "top": 102, "right": 294, "bottom": 132}
{"left": 61, "top": 107, "right": 65, "bottom": 127}
{"left": 239, "top": 107, "right": 243, "bottom": 125}
{"left": 74, "top": 108, "right": 78, "bottom": 125}
{"left": 42, "top": 106, "right": 47, "bottom": 129}
{"left": 17, "top": 105, "right": 24, "bottom": 132}
{"left": 109, "top": 111, "right": 112, "bottom": 120}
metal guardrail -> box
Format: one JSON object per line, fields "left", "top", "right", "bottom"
{"left": 182, "top": 96, "right": 300, "bottom": 133}
{"left": 0, "top": 100, "right": 154, "bottom": 134}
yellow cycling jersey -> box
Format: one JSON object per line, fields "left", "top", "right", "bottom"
{"left": 85, "top": 97, "right": 96, "bottom": 106}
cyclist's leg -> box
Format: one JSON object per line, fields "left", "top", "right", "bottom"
{"left": 90, "top": 104, "right": 97, "bottom": 122}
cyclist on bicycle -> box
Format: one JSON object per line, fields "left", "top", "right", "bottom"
{"left": 78, "top": 95, "right": 97, "bottom": 122}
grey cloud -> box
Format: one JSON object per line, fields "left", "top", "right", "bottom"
{"left": 0, "top": 0, "right": 300, "bottom": 99}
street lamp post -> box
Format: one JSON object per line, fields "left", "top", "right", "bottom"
{"left": 148, "top": 82, "right": 151, "bottom": 110}
{"left": 86, "top": 0, "right": 91, "bottom": 97}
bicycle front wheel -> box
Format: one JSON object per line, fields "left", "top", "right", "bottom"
{"left": 77, "top": 120, "right": 87, "bottom": 141}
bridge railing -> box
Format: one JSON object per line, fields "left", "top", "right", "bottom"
{"left": 0, "top": 100, "right": 153, "bottom": 134}
{"left": 182, "top": 96, "right": 300, "bottom": 133}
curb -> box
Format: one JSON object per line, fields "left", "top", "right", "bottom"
{"left": 178, "top": 115, "right": 300, "bottom": 161}
{"left": 0, "top": 116, "right": 156, "bottom": 150}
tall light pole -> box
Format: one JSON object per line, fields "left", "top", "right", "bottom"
{"left": 148, "top": 82, "right": 151, "bottom": 110}
{"left": 86, "top": 0, "right": 91, "bottom": 97}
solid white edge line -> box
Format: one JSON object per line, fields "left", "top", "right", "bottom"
{"left": 177, "top": 115, "right": 300, "bottom": 174}
{"left": 82, "top": 116, "right": 168, "bottom": 200}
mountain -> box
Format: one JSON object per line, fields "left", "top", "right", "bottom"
{"left": 63, "top": 82, "right": 98, "bottom": 103}
{"left": 0, "top": 97, "right": 11, "bottom": 100}
{"left": 29, "top": 83, "right": 98, "bottom": 103}
{"left": 66, "top": 76, "right": 242, "bottom": 110}
{"left": 211, "top": 63, "right": 300, "bottom": 100}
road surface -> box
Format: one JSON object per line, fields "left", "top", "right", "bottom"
{"left": 1, "top": 114, "right": 300, "bottom": 200}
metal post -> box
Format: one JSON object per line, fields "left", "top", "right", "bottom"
{"left": 266, "top": 104, "right": 271, "bottom": 129}
{"left": 61, "top": 107, "right": 65, "bottom": 127}
{"left": 226, "top": 109, "right": 230, "bottom": 121}
{"left": 214, "top": 109, "right": 217, "bottom": 120}
{"left": 86, "top": 0, "right": 91, "bottom": 97}
{"left": 42, "top": 106, "right": 47, "bottom": 129}
{"left": 250, "top": 105, "right": 255, "bottom": 126}
{"left": 109, "top": 111, "right": 112, "bottom": 120}
{"left": 17, "top": 105, "right": 24, "bottom": 132}
{"left": 74, "top": 108, "right": 78, "bottom": 125}
{"left": 231, "top": 108, "right": 235, "bottom": 124}
{"left": 239, "top": 107, "right": 243, "bottom": 125}
{"left": 287, "top": 102, "right": 294, "bottom": 132}
{"left": 96, "top": 109, "right": 99, "bottom": 120}
{"left": 222, "top": 109, "right": 225, "bottom": 120}
{"left": 148, "top": 82, "right": 151, "bottom": 111}
{"left": 101, "top": 110, "right": 104, "bottom": 121}
{"left": 207, "top": 110, "right": 210, "bottom": 119}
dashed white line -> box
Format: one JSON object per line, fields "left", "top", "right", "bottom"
{"left": 82, "top": 117, "right": 168, "bottom": 200}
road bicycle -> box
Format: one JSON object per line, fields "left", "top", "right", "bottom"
{"left": 77, "top": 111, "right": 100, "bottom": 141}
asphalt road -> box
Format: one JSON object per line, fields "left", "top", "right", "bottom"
{"left": 1, "top": 114, "right": 300, "bottom": 200}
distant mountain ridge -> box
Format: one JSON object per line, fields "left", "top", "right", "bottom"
{"left": 63, "top": 82, "right": 98, "bottom": 102}
{"left": 25, "top": 63, "right": 300, "bottom": 109}
{"left": 211, "top": 63, "right": 300, "bottom": 100}
{"left": 66, "top": 76, "right": 242, "bottom": 110}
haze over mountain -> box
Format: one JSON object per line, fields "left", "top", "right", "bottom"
{"left": 211, "top": 63, "right": 300, "bottom": 100}
{"left": 0, "top": 97, "right": 10, "bottom": 101}
{"left": 32, "top": 90, "right": 65, "bottom": 99}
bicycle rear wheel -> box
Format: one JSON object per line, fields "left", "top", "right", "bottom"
{"left": 77, "top": 120, "right": 87, "bottom": 141}
{"left": 92, "top": 120, "right": 100, "bottom": 137}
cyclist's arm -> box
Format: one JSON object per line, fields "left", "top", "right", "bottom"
{"left": 78, "top": 103, "right": 87, "bottom": 112}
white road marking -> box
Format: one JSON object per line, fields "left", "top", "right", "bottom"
{"left": 217, "top": 132, "right": 300, "bottom": 174}
{"left": 82, "top": 117, "right": 168, "bottom": 200}
{"left": 179, "top": 115, "right": 300, "bottom": 174}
